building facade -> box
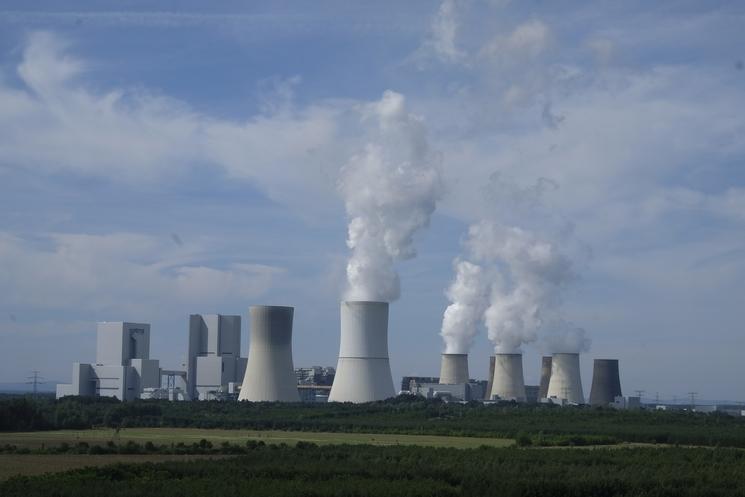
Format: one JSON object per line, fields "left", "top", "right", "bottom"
{"left": 56, "top": 322, "right": 160, "bottom": 401}
{"left": 187, "top": 314, "right": 247, "bottom": 400}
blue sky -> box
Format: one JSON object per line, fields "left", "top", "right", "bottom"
{"left": 0, "top": 1, "right": 744, "bottom": 401}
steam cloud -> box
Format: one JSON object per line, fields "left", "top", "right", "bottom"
{"left": 440, "top": 259, "right": 489, "bottom": 353}
{"left": 440, "top": 177, "right": 590, "bottom": 354}
{"left": 339, "top": 91, "right": 442, "bottom": 302}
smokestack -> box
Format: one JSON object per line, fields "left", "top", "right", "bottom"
{"left": 546, "top": 353, "right": 584, "bottom": 404}
{"left": 328, "top": 301, "right": 395, "bottom": 403}
{"left": 589, "top": 359, "right": 622, "bottom": 406}
{"left": 490, "top": 353, "right": 526, "bottom": 401}
{"left": 539, "top": 356, "right": 552, "bottom": 399}
{"left": 439, "top": 354, "right": 469, "bottom": 384}
{"left": 485, "top": 355, "right": 495, "bottom": 400}
{"left": 238, "top": 305, "right": 299, "bottom": 402}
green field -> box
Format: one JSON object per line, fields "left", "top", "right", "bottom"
{"left": 1, "top": 427, "right": 514, "bottom": 450}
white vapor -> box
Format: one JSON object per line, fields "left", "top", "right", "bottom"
{"left": 440, "top": 259, "right": 489, "bottom": 353}
{"left": 469, "top": 220, "right": 589, "bottom": 354}
{"left": 339, "top": 91, "right": 442, "bottom": 302}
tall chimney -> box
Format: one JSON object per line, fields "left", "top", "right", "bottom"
{"left": 439, "top": 353, "right": 469, "bottom": 384}
{"left": 546, "top": 353, "right": 584, "bottom": 404}
{"left": 328, "top": 301, "right": 395, "bottom": 403}
{"left": 538, "top": 356, "right": 552, "bottom": 399}
{"left": 238, "top": 305, "right": 299, "bottom": 402}
{"left": 485, "top": 355, "right": 495, "bottom": 400}
{"left": 589, "top": 359, "right": 622, "bottom": 406}
{"left": 490, "top": 353, "right": 526, "bottom": 402}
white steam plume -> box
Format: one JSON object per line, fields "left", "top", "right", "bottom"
{"left": 339, "top": 90, "right": 442, "bottom": 302}
{"left": 440, "top": 259, "right": 490, "bottom": 353}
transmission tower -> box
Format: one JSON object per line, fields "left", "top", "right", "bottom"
{"left": 26, "top": 370, "right": 45, "bottom": 398}
{"left": 688, "top": 392, "right": 698, "bottom": 407}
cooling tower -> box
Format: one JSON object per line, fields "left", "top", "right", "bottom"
{"left": 485, "top": 355, "right": 495, "bottom": 400}
{"left": 238, "top": 305, "right": 299, "bottom": 402}
{"left": 490, "top": 353, "right": 526, "bottom": 402}
{"left": 538, "top": 356, "right": 552, "bottom": 399}
{"left": 546, "top": 353, "right": 584, "bottom": 404}
{"left": 439, "top": 353, "right": 469, "bottom": 385}
{"left": 589, "top": 359, "right": 622, "bottom": 406}
{"left": 328, "top": 301, "right": 395, "bottom": 403}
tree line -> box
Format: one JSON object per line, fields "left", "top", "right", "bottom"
{"left": 3, "top": 395, "right": 745, "bottom": 447}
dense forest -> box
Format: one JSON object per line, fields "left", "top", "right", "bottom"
{"left": 3, "top": 443, "right": 745, "bottom": 497}
{"left": 3, "top": 395, "right": 745, "bottom": 447}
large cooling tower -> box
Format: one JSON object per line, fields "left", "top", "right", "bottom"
{"left": 238, "top": 305, "right": 299, "bottom": 402}
{"left": 490, "top": 353, "right": 526, "bottom": 402}
{"left": 589, "top": 359, "right": 622, "bottom": 406}
{"left": 538, "top": 356, "right": 552, "bottom": 399}
{"left": 328, "top": 301, "right": 395, "bottom": 403}
{"left": 439, "top": 353, "right": 469, "bottom": 384}
{"left": 546, "top": 353, "right": 584, "bottom": 404}
{"left": 485, "top": 355, "right": 495, "bottom": 400}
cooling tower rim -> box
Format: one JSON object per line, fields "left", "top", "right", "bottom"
{"left": 494, "top": 352, "right": 524, "bottom": 357}
{"left": 249, "top": 304, "right": 294, "bottom": 311}
{"left": 341, "top": 300, "right": 389, "bottom": 305}
{"left": 593, "top": 358, "right": 619, "bottom": 362}
{"left": 441, "top": 353, "right": 468, "bottom": 357}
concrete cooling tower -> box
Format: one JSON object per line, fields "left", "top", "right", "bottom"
{"left": 546, "top": 353, "right": 584, "bottom": 404}
{"left": 589, "top": 359, "right": 622, "bottom": 406}
{"left": 490, "top": 353, "right": 526, "bottom": 402}
{"left": 328, "top": 301, "right": 395, "bottom": 403}
{"left": 238, "top": 305, "right": 299, "bottom": 402}
{"left": 439, "top": 353, "right": 469, "bottom": 384}
{"left": 485, "top": 355, "right": 495, "bottom": 400}
{"left": 538, "top": 356, "right": 552, "bottom": 399}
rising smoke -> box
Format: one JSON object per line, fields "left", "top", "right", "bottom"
{"left": 339, "top": 91, "right": 442, "bottom": 302}
{"left": 440, "top": 176, "right": 590, "bottom": 354}
{"left": 440, "top": 259, "right": 489, "bottom": 353}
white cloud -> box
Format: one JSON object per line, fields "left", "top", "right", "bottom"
{"left": 0, "top": 231, "right": 284, "bottom": 314}
{"left": 0, "top": 31, "right": 345, "bottom": 211}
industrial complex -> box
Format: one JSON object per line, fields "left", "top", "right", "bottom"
{"left": 55, "top": 300, "right": 733, "bottom": 414}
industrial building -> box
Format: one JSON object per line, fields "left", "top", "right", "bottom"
{"left": 187, "top": 314, "right": 246, "bottom": 400}
{"left": 547, "top": 353, "right": 585, "bottom": 404}
{"left": 589, "top": 359, "right": 623, "bottom": 406}
{"left": 296, "top": 366, "right": 335, "bottom": 402}
{"left": 439, "top": 354, "right": 469, "bottom": 385}
{"left": 239, "top": 305, "right": 299, "bottom": 402}
{"left": 56, "top": 322, "right": 160, "bottom": 401}
{"left": 328, "top": 301, "right": 396, "bottom": 403}
{"left": 401, "top": 376, "right": 439, "bottom": 393}
{"left": 489, "top": 353, "right": 527, "bottom": 402}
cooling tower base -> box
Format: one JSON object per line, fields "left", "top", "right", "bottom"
{"left": 328, "top": 357, "right": 395, "bottom": 403}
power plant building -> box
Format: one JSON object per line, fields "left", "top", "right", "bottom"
{"left": 187, "top": 314, "right": 246, "bottom": 400}
{"left": 56, "top": 322, "right": 160, "bottom": 401}
{"left": 439, "top": 354, "right": 469, "bottom": 385}
{"left": 538, "top": 356, "right": 552, "bottom": 399}
{"left": 589, "top": 359, "right": 623, "bottom": 406}
{"left": 489, "top": 353, "right": 527, "bottom": 402}
{"left": 547, "top": 353, "right": 585, "bottom": 404}
{"left": 329, "top": 301, "right": 395, "bottom": 403}
{"left": 239, "top": 305, "right": 299, "bottom": 402}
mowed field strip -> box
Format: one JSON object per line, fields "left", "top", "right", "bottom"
{"left": 1, "top": 427, "right": 515, "bottom": 449}
{"left": 0, "top": 454, "right": 231, "bottom": 480}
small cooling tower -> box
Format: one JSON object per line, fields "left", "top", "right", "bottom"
{"left": 490, "top": 353, "right": 526, "bottom": 402}
{"left": 547, "top": 353, "right": 584, "bottom": 404}
{"left": 238, "top": 305, "right": 299, "bottom": 402}
{"left": 589, "top": 359, "right": 622, "bottom": 406}
{"left": 538, "top": 356, "right": 552, "bottom": 399}
{"left": 328, "top": 301, "right": 395, "bottom": 403}
{"left": 439, "top": 353, "right": 469, "bottom": 384}
{"left": 485, "top": 355, "right": 495, "bottom": 400}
